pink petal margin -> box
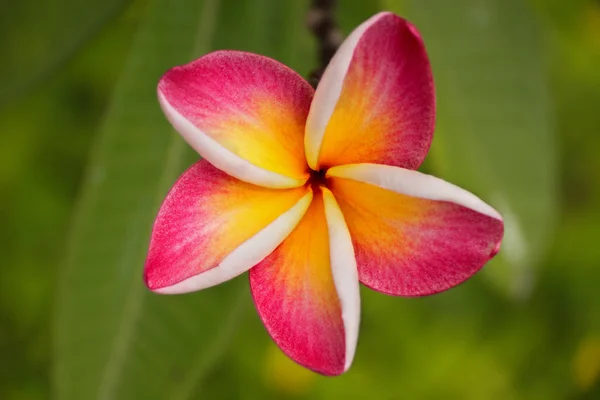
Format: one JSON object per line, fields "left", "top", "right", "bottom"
{"left": 158, "top": 51, "right": 314, "bottom": 188}
{"left": 305, "top": 12, "right": 435, "bottom": 171}
{"left": 144, "top": 160, "right": 311, "bottom": 294}
{"left": 249, "top": 190, "right": 360, "bottom": 375}
{"left": 328, "top": 164, "right": 504, "bottom": 296}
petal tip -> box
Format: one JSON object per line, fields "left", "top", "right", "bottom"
{"left": 343, "top": 358, "right": 354, "bottom": 374}
{"left": 142, "top": 267, "right": 194, "bottom": 295}
{"left": 143, "top": 266, "right": 162, "bottom": 293}
{"left": 405, "top": 19, "right": 424, "bottom": 40}
{"left": 304, "top": 357, "right": 345, "bottom": 376}
{"left": 372, "top": 11, "right": 423, "bottom": 37}
{"left": 156, "top": 62, "right": 186, "bottom": 99}
{"left": 490, "top": 239, "right": 502, "bottom": 258}
{"left": 143, "top": 260, "right": 174, "bottom": 294}
{"left": 369, "top": 11, "right": 398, "bottom": 23}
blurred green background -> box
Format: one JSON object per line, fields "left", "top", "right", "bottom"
{"left": 1, "top": 0, "right": 599, "bottom": 398}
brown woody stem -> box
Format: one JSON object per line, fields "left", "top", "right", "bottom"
{"left": 306, "top": 0, "right": 344, "bottom": 88}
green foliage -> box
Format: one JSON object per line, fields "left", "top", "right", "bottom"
{"left": 53, "top": 0, "right": 316, "bottom": 398}
{"left": 0, "top": 0, "right": 132, "bottom": 107}
{"left": 1, "top": 0, "right": 600, "bottom": 399}
{"left": 53, "top": 0, "right": 241, "bottom": 398}
{"left": 398, "top": 0, "right": 557, "bottom": 299}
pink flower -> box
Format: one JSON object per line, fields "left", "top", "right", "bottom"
{"left": 144, "top": 12, "right": 504, "bottom": 376}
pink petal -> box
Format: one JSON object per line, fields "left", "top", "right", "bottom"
{"left": 305, "top": 12, "right": 435, "bottom": 170}
{"left": 158, "top": 51, "right": 314, "bottom": 188}
{"left": 327, "top": 164, "right": 503, "bottom": 296}
{"left": 144, "top": 160, "right": 312, "bottom": 294}
{"left": 249, "top": 189, "right": 360, "bottom": 375}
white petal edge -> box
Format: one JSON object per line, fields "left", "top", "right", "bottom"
{"left": 327, "top": 163, "right": 503, "bottom": 221}
{"left": 322, "top": 188, "right": 360, "bottom": 371}
{"left": 156, "top": 191, "right": 313, "bottom": 294}
{"left": 158, "top": 90, "right": 307, "bottom": 189}
{"left": 304, "top": 12, "right": 391, "bottom": 170}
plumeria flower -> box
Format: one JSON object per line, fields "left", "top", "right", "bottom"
{"left": 144, "top": 12, "right": 504, "bottom": 375}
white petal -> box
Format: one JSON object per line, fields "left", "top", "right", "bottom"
{"left": 304, "top": 12, "right": 391, "bottom": 169}
{"left": 322, "top": 188, "right": 360, "bottom": 371}
{"left": 159, "top": 91, "right": 306, "bottom": 189}
{"left": 156, "top": 191, "right": 313, "bottom": 294}
{"left": 327, "top": 163, "right": 502, "bottom": 220}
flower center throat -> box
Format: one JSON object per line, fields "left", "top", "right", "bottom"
{"left": 309, "top": 168, "right": 328, "bottom": 191}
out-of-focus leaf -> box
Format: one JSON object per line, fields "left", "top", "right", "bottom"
{"left": 54, "top": 0, "right": 324, "bottom": 398}
{"left": 52, "top": 0, "right": 253, "bottom": 399}
{"left": 338, "top": 0, "right": 382, "bottom": 33}
{"left": 212, "top": 0, "right": 315, "bottom": 74}
{"left": 384, "top": 0, "right": 557, "bottom": 299}
{"left": 0, "top": 0, "right": 132, "bottom": 107}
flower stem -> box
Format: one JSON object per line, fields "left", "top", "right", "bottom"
{"left": 306, "top": 0, "right": 343, "bottom": 88}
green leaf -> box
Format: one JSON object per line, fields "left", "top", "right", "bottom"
{"left": 338, "top": 0, "right": 382, "bottom": 33}
{"left": 53, "top": 0, "right": 251, "bottom": 399}
{"left": 212, "top": 0, "right": 316, "bottom": 75}
{"left": 0, "top": 0, "right": 132, "bottom": 107}
{"left": 386, "top": 0, "right": 557, "bottom": 299}
{"left": 54, "top": 0, "right": 323, "bottom": 397}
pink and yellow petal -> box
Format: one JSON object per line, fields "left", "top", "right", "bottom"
{"left": 305, "top": 12, "right": 435, "bottom": 170}
{"left": 144, "top": 160, "right": 312, "bottom": 294}
{"left": 250, "top": 189, "right": 359, "bottom": 375}
{"left": 327, "top": 164, "right": 503, "bottom": 297}
{"left": 159, "top": 51, "right": 314, "bottom": 188}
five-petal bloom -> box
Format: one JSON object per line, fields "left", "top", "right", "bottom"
{"left": 144, "top": 12, "right": 504, "bottom": 376}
